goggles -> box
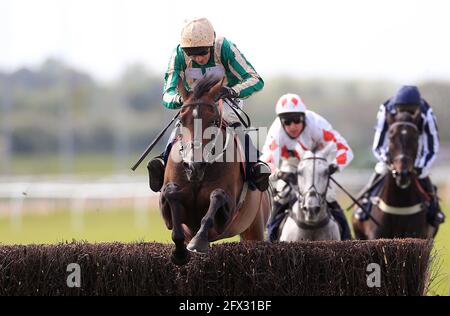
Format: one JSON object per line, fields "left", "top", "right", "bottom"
{"left": 183, "top": 47, "right": 211, "bottom": 56}
{"left": 281, "top": 115, "right": 305, "bottom": 126}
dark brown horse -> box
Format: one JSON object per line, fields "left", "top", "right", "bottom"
{"left": 353, "top": 112, "right": 434, "bottom": 239}
{"left": 160, "top": 74, "right": 271, "bottom": 265}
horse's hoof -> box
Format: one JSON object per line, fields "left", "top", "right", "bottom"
{"left": 171, "top": 251, "right": 190, "bottom": 266}
{"left": 187, "top": 237, "right": 210, "bottom": 255}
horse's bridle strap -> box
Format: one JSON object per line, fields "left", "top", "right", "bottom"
{"left": 181, "top": 101, "right": 216, "bottom": 109}
{"left": 301, "top": 157, "right": 327, "bottom": 162}
{"left": 290, "top": 210, "right": 330, "bottom": 230}
{"left": 389, "top": 121, "right": 419, "bottom": 132}
{"left": 372, "top": 197, "right": 423, "bottom": 215}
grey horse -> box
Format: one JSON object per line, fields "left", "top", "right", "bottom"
{"left": 279, "top": 150, "right": 340, "bottom": 241}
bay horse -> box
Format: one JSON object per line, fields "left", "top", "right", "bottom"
{"left": 279, "top": 149, "right": 341, "bottom": 241}
{"left": 159, "top": 74, "right": 271, "bottom": 265}
{"left": 353, "top": 111, "right": 433, "bottom": 239}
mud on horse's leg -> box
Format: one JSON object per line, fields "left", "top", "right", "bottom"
{"left": 187, "top": 189, "right": 230, "bottom": 254}
{"left": 162, "top": 182, "right": 190, "bottom": 265}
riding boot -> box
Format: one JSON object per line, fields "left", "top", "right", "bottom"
{"left": 267, "top": 201, "right": 289, "bottom": 242}
{"left": 328, "top": 201, "right": 352, "bottom": 240}
{"left": 147, "top": 154, "right": 165, "bottom": 192}
{"left": 147, "top": 143, "right": 173, "bottom": 192}
{"left": 419, "top": 177, "right": 446, "bottom": 227}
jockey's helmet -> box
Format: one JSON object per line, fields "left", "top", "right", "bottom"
{"left": 180, "top": 17, "right": 215, "bottom": 51}
{"left": 276, "top": 93, "right": 307, "bottom": 116}
{"left": 392, "top": 85, "right": 421, "bottom": 114}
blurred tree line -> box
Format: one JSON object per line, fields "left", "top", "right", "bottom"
{"left": 0, "top": 58, "right": 449, "bottom": 169}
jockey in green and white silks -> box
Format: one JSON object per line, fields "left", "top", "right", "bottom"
{"left": 147, "top": 17, "right": 270, "bottom": 193}
{"left": 162, "top": 37, "right": 264, "bottom": 110}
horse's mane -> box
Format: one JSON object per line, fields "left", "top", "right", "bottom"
{"left": 192, "top": 73, "right": 222, "bottom": 99}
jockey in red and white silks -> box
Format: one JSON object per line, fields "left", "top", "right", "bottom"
{"left": 263, "top": 93, "right": 353, "bottom": 241}
{"left": 260, "top": 94, "right": 353, "bottom": 175}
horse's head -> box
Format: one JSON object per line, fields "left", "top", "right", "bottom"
{"left": 177, "top": 74, "right": 224, "bottom": 182}
{"left": 295, "top": 150, "right": 337, "bottom": 225}
{"left": 387, "top": 111, "right": 420, "bottom": 189}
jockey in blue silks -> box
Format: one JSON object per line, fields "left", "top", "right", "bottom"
{"left": 354, "top": 85, "right": 445, "bottom": 228}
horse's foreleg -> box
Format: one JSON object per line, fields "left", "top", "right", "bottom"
{"left": 187, "top": 189, "right": 230, "bottom": 254}
{"left": 162, "top": 182, "right": 190, "bottom": 266}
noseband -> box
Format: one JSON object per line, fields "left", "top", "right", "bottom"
{"left": 178, "top": 100, "right": 232, "bottom": 178}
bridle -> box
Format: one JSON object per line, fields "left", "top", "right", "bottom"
{"left": 387, "top": 121, "right": 419, "bottom": 179}
{"left": 296, "top": 156, "right": 330, "bottom": 210}
{"left": 178, "top": 100, "right": 232, "bottom": 169}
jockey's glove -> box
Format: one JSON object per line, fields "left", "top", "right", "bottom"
{"left": 219, "top": 86, "right": 238, "bottom": 100}
{"left": 176, "top": 95, "right": 183, "bottom": 106}
{"left": 414, "top": 167, "right": 423, "bottom": 176}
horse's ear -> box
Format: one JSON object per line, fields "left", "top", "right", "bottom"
{"left": 328, "top": 163, "right": 339, "bottom": 175}
{"left": 412, "top": 109, "right": 422, "bottom": 124}
{"left": 209, "top": 77, "right": 224, "bottom": 100}
{"left": 177, "top": 76, "right": 190, "bottom": 102}
{"left": 387, "top": 112, "right": 396, "bottom": 126}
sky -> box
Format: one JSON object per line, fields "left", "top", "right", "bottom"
{"left": 1, "top": 0, "right": 450, "bottom": 83}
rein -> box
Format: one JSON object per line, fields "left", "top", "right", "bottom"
{"left": 179, "top": 99, "right": 230, "bottom": 164}
{"left": 224, "top": 97, "right": 251, "bottom": 128}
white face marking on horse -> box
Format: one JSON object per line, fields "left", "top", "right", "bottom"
{"left": 401, "top": 129, "right": 408, "bottom": 135}
{"left": 295, "top": 153, "right": 330, "bottom": 224}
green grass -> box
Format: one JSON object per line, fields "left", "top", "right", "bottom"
{"left": 429, "top": 215, "right": 450, "bottom": 296}
{"left": 0, "top": 208, "right": 238, "bottom": 245}
{"left": 5, "top": 153, "right": 149, "bottom": 176}
{"left": 0, "top": 205, "right": 448, "bottom": 296}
